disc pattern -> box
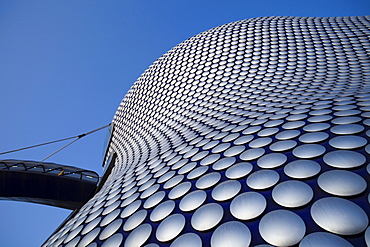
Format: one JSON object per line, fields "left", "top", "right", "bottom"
{"left": 44, "top": 16, "right": 370, "bottom": 247}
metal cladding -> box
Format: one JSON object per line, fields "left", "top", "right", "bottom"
{"left": 44, "top": 16, "right": 370, "bottom": 247}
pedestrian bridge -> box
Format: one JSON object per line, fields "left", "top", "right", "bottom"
{"left": 0, "top": 160, "right": 99, "bottom": 210}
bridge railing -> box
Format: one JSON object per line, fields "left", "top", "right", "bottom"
{"left": 0, "top": 160, "right": 99, "bottom": 183}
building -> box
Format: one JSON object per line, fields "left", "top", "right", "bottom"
{"left": 44, "top": 16, "right": 370, "bottom": 246}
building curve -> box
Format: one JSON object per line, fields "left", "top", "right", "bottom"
{"left": 45, "top": 16, "right": 370, "bottom": 246}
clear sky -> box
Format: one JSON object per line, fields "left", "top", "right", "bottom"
{"left": 0, "top": 1, "right": 368, "bottom": 246}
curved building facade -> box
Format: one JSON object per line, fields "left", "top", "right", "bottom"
{"left": 44, "top": 16, "right": 370, "bottom": 246}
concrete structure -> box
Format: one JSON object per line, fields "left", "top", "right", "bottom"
{"left": 0, "top": 160, "right": 98, "bottom": 209}
{"left": 45, "top": 16, "right": 370, "bottom": 246}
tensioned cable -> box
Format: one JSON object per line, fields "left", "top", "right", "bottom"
{"left": 0, "top": 124, "right": 111, "bottom": 161}
{"left": 40, "top": 138, "right": 82, "bottom": 162}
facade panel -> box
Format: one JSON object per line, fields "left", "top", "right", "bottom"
{"left": 45, "top": 16, "right": 370, "bottom": 246}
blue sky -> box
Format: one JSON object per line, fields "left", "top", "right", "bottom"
{"left": 0, "top": 1, "right": 369, "bottom": 246}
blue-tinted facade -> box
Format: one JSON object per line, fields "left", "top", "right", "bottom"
{"left": 44, "top": 16, "right": 370, "bottom": 247}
